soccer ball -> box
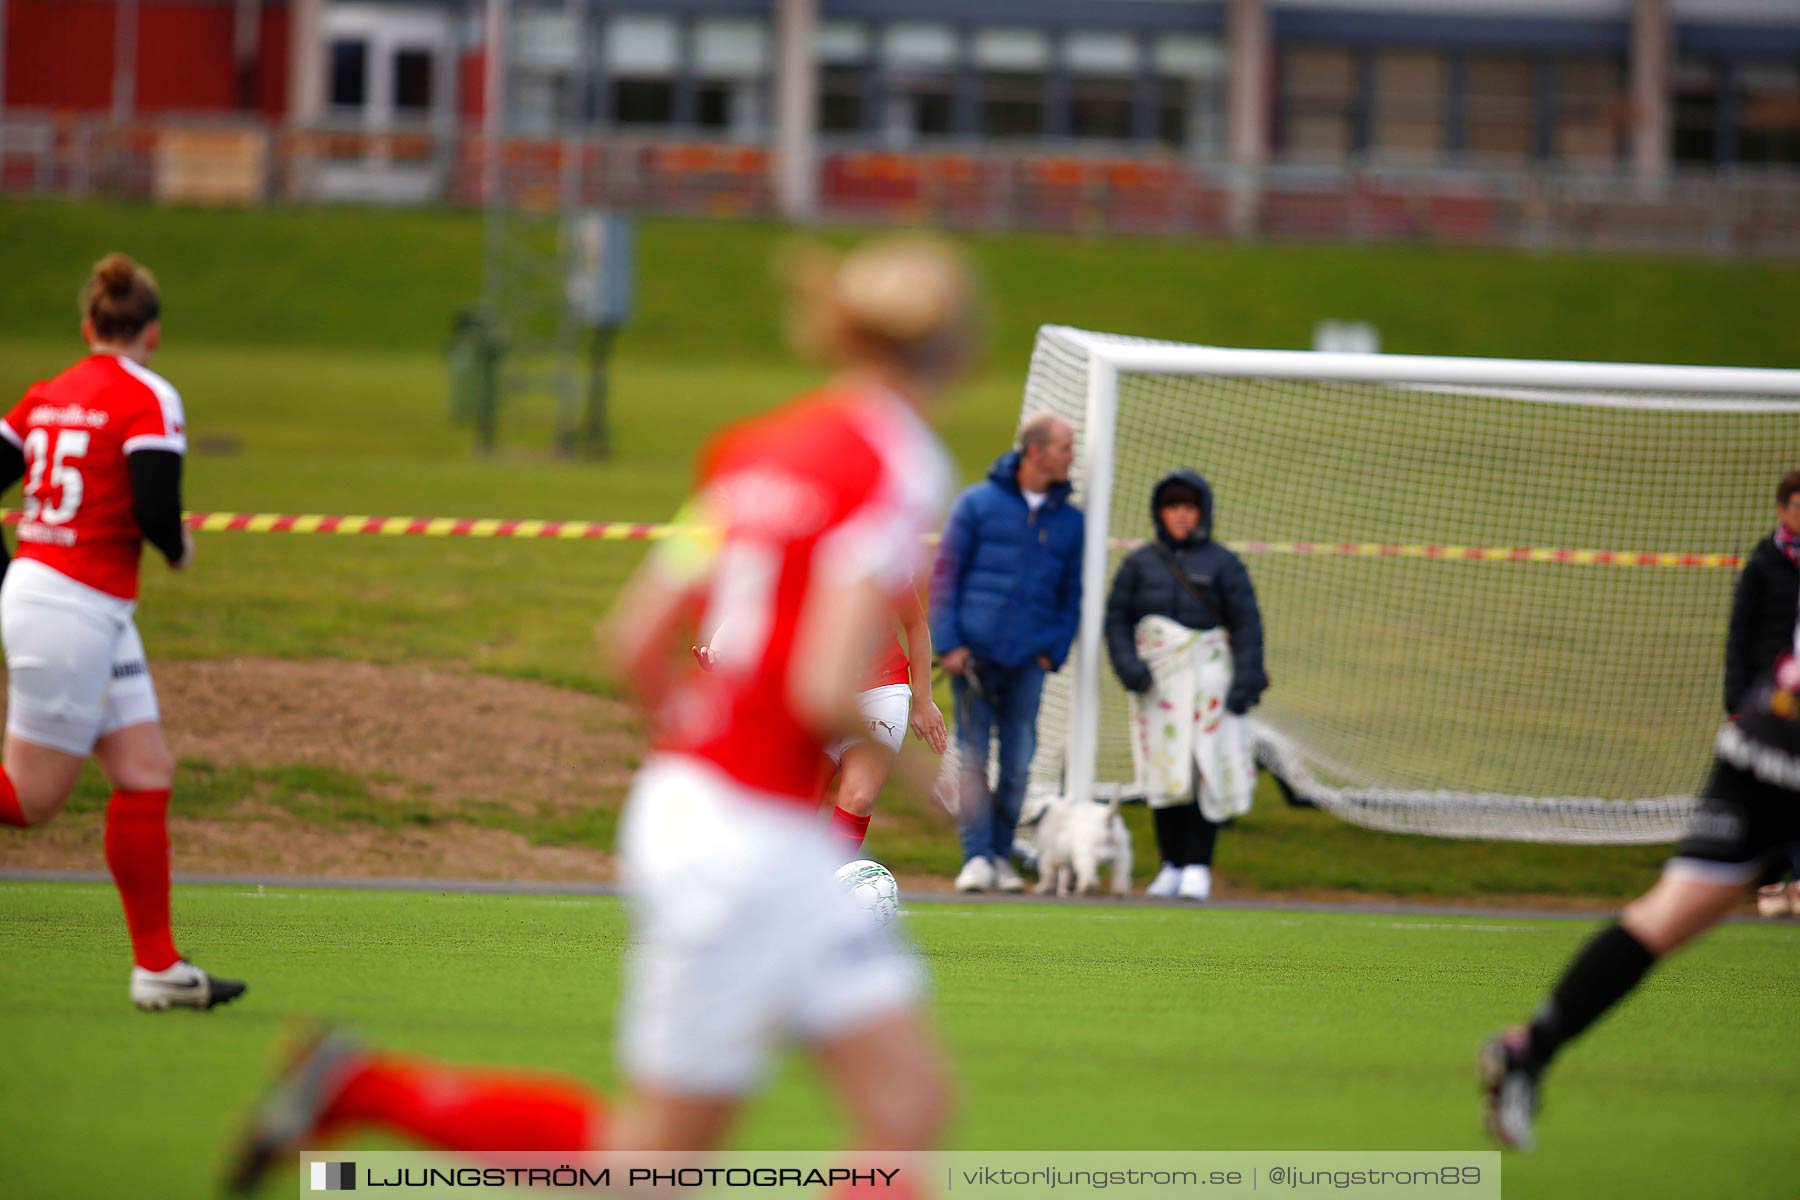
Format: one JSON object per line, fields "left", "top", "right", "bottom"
{"left": 835, "top": 858, "right": 901, "bottom": 928}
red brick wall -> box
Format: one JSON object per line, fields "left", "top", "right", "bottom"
{"left": 5, "top": 0, "right": 290, "bottom": 117}
{"left": 257, "top": 3, "right": 290, "bottom": 117}
{"left": 459, "top": 46, "right": 485, "bottom": 121}
{"left": 6, "top": 0, "right": 118, "bottom": 111}
{"left": 136, "top": 2, "right": 238, "bottom": 111}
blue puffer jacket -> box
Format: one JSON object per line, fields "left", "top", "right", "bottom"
{"left": 929, "top": 451, "right": 1085, "bottom": 670}
{"left": 1103, "top": 468, "right": 1267, "bottom": 712}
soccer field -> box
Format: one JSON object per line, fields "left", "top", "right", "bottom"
{"left": 3, "top": 880, "right": 1796, "bottom": 1199}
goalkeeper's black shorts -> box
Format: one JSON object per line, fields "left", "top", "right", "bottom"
{"left": 1670, "top": 678, "right": 1800, "bottom": 887}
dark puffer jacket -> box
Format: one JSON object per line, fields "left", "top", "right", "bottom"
{"left": 1103, "top": 469, "right": 1267, "bottom": 713}
{"left": 1725, "top": 533, "right": 1799, "bottom": 715}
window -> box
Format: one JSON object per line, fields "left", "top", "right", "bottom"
{"left": 1371, "top": 49, "right": 1444, "bottom": 161}
{"left": 818, "top": 20, "right": 869, "bottom": 66}
{"left": 606, "top": 14, "right": 678, "bottom": 74}
{"left": 695, "top": 18, "right": 765, "bottom": 77}
{"left": 1071, "top": 78, "right": 1134, "bottom": 141}
{"left": 328, "top": 38, "right": 368, "bottom": 110}
{"left": 914, "top": 87, "right": 954, "bottom": 137}
{"left": 1673, "top": 59, "right": 1718, "bottom": 164}
{"left": 981, "top": 72, "right": 1043, "bottom": 139}
{"left": 606, "top": 13, "right": 679, "bottom": 128}
{"left": 393, "top": 49, "right": 434, "bottom": 114}
{"left": 612, "top": 79, "right": 675, "bottom": 126}
{"left": 1156, "top": 35, "right": 1224, "bottom": 153}
{"left": 1281, "top": 46, "right": 1357, "bottom": 160}
{"left": 1159, "top": 78, "right": 1190, "bottom": 146}
{"left": 974, "top": 28, "right": 1046, "bottom": 140}
{"left": 1735, "top": 60, "right": 1800, "bottom": 165}
{"left": 696, "top": 85, "right": 730, "bottom": 129}
{"left": 1465, "top": 55, "right": 1534, "bottom": 161}
{"left": 821, "top": 67, "right": 865, "bottom": 134}
{"left": 884, "top": 23, "right": 957, "bottom": 143}
{"left": 693, "top": 17, "right": 768, "bottom": 136}
{"left": 818, "top": 22, "right": 870, "bottom": 135}
{"left": 885, "top": 23, "right": 956, "bottom": 71}
{"left": 1067, "top": 31, "right": 1138, "bottom": 142}
{"left": 513, "top": 71, "right": 576, "bottom": 135}
{"left": 1067, "top": 30, "right": 1136, "bottom": 76}
{"left": 1554, "top": 56, "right": 1624, "bottom": 163}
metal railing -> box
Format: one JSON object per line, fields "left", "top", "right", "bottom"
{"left": 4, "top": 111, "right": 1798, "bottom": 257}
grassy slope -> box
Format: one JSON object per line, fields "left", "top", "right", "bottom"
{"left": 5, "top": 198, "right": 1800, "bottom": 365}
{"left": 1, "top": 198, "right": 1797, "bottom": 896}
{"left": 1, "top": 883, "right": 1796, "bottom": 1198}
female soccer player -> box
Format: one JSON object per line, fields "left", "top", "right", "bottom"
{"left": 0, "top": 253, "right": 244, "bottom": 1012}
{"left": 226, "top": 235, "right": 982, "bottom": 1191}
{"left": 816, "top": 583, "right": 948, "bottom": 857}
{"left": 1479, "top": 639, "right": 1800, "bottom": 1150}
{"left": 703, "top": 583, "right": 949, "bottom": 859}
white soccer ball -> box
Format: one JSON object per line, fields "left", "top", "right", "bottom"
{"left": 835, "top": 858, "right": 901, "bottom": 928}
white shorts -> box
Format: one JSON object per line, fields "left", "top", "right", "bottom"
{"left": 825, "top": 683, "right": 912, "bottom": 764}
{"left": 616, "top": 754, "right": 926, "bottom": 1095}
{"left": 1, "top": 558, "right": 160, "bottom": 756}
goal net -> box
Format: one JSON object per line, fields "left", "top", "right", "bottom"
{"left": 1020, "top": 326, "right": 1800, "bottom": 843}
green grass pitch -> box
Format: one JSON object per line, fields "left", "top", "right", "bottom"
{"left": 2, "top": 880, "right": 1796, "bottom": 1199}
{"left": 0, "top": 200, "right": 1794, "bottom": 892}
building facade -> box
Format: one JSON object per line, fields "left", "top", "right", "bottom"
{"left": 3, "top": 1, "right": 1798, "bottom": 247}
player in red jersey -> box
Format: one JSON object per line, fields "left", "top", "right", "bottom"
{"left": 822, "top": 584, "right": 948, "bottom": 858}
{"left": 0, "top": 254, "right": 244, "bottom": 1012}
{"left": 226, "top": 236, "right": 983, "bottom": 1192}
{"left": 701, "top": 583, "right": 949, "bottom": 859}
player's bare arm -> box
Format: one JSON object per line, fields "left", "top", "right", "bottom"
{"left": 897, "top": 585, "right": 948, "bottom": 755}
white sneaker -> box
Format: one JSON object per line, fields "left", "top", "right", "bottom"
{"left": 1178, "top": 864, "right": 1213, "bottom": 902}
{"left": 954, "top": 857, "right": 996, "bottom": 893}
{"left": 992, "top": 858, "right": 1025, "bottom": 894}
{"left": 1757, "top": 884, "right": 1789, "bottom": 918}
{"left": 1146, "top": 863, "right": 1181, "bottom": 898}
{"left": 130, "top": 959, "right": 247, "bottom": 1011}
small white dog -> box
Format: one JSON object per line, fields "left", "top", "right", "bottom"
{"left": 1019, "top": 791, "right": 1133, "bottom": 897}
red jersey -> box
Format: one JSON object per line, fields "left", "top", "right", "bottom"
{"left": 656, "top": 385, "right": 950, "bottom": 804}
{"left": 3, "top": 355, "right": 187, "bottom": 600}
{"left": 866, "top": 635, "right": 912, "bottom": 691}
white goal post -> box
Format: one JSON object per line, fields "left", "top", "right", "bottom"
{"left": 1022, "top": 326, "right": 1800, "bottom": 843}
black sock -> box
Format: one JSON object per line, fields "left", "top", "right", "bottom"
{"left": 1151, "top": 805, "right": 1187, "bottom": 867}
{"left": 1188, "top": 807, "right": 1220, "bottom": 867}
{"left": 1525, "top": 923, "right": 1657, "bottom": 1073}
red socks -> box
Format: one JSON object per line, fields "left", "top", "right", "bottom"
{"left": 104, "top": 788, "right": 180, "bottom": 972}
{"left": 829, "top": 806, "right": 871, "bottom": 856}
{"left": 326, "top": 1055, "right": 605, "bottom": 1152}
{"left": 7, "top": 778, "right": 181, "bottom": 972}
{"left": 0, "top": 768, "right": 24, "bottom": 827}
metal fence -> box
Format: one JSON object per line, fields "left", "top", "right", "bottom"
{"left": 5, "top": 111, "right": 1799, "bottom": 257}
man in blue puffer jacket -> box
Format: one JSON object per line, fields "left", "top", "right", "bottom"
{"left": 930, "top": 414, "right": 1084, "bottom": 892}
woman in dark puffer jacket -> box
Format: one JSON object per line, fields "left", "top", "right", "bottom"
{"left": 1104, "top": 470, "right": 1266, "bottom": 901}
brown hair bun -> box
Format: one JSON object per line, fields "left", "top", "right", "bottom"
{"left": 82, "top": 253, "right": 160, "bottom": 341}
